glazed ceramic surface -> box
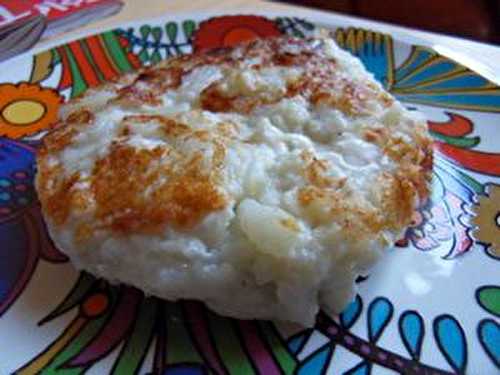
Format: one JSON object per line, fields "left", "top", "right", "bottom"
{"left": 0, "top": 14, "right": 499, "bottom": 375}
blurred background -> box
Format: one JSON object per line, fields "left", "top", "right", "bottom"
{"left": 283, "top": 0, "right": 500, "bottom": 44}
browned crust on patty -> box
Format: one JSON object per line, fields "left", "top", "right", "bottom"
{"left": 36, "top": 35, "right": 432, "bottom": 244}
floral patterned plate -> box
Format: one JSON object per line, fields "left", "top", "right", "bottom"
{"left": 0, "top": 14, "right": 499, "bottom": 375}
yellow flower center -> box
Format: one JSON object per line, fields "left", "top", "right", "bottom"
{"left": 2, "top": 100, "right": 46, "bottom": 126}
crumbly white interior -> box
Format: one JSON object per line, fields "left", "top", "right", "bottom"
{"left": 40, "top": 38, "right": 425, "bottom": 326}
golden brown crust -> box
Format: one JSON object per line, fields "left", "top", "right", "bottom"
{"left": 198, "top": 40, "right": 393, "bottom": 115}
{"left": 297, "top": 121, "right": 432, "bottom": 237}
{"left": 90, "top": 143, "right": 226, "bottom": 235}
{"left": 37, "top": 110, "right": 233, "bottom": 240}
{"left": 300, "top": 150, "right": 346, "bottom": 189}
{"left": 37, "top": 35, "right": 432, "bottom": 244}
{"left": 36, "top": 162, "right": 80, "bottom": 226}
{"left": 363, "top": 120, "right": 433, "bottom": 202}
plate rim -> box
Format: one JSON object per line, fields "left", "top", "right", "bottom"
{"left": 3, "top": 10, "right": 499, "bottom": 88}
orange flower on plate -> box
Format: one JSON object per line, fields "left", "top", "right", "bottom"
{"left": 472, "top": 184, "right": 500, "bottom": 257}
{"left": 0, "top": 83, "right": 63, "bottom": 139}
{"left": 193, "top": 15, "right": 282, "bottom": 52}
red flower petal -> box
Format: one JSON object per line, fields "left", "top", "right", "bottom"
{"left": 193, "top": 15, "right": 282, "bottom": 52}
{"left": 428, "top": 112, "right": 473, "bottom": 137}
{"left": 435, "top": 144, "right": 500, "bottom": 177}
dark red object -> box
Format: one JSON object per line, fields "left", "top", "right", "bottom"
{"left": 284, "top": 0, "right": 500, "bottom": 44}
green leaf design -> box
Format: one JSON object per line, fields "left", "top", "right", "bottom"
{"left": 430, "top": 131, "right": 480, "bottom": 148}
{"left": 257, "top": 321, "right": 297, "bottom": 374}
{"left": 52, "top": 48, "right": 61, "bottom": 64}
{"left": 292, "top": 29, "right": 305, "bottom": 38}
{"left": 477, "top": 286, "right": 500, "bottom": 317}
{"left": 138, "top": 49, "right": 150, "bottom": 64}
{"left": 63, "top": 44, "right": 87, "bottom": 98}
{"left": 182, "top": 20, "right": 196, "bottom": 40}
{"left": 454, "top": 168, "right": 485, "bottom": 195}
{"left": 152, "top": 26, "right": 163, "bottom": 43}
{"left": 297, "top": 18, "right": 315, "bottom": 30}
{"left": 165, "top": 303, "right": 203, "bottom": 364}
{"left": 102, "top": 31, "right": 135, "bottom": 73}
{"left": 140, "top": 25, "right": 151, "bottom": 39}
{"left": 151, "top": 50, "right": 162, "bottom": 64}
{"left": 111, "top": 299, "right": 157, "bottom": 374}
{"left": 206, "top": 313, "right": 254, "bottom": 374}
{"left": 166, "top": 22, "right": 178, "bottom": 44}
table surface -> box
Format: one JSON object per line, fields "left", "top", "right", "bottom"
{"left": 35, "top": 0, "right": 500, "bottom": 84}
